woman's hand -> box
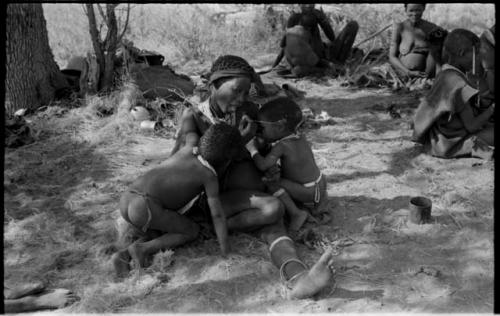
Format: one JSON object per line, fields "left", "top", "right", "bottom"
{"left": 238, "top": 114, "right": 257, "bottom": 139}
{"left": 407, "top": 70, "right": 427, "bottom": 78}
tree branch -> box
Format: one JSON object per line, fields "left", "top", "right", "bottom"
{"left": 118, "top": 4, "right": 131, "bottom": 42}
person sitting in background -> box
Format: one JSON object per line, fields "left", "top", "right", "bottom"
{"left": 389, "top": 3, "right": 447, "bottom": 80}
{"left": 272, "top": 4, "right": 359, "bottom": 76}
{"left": 246, "top": 97, "right": 327, "bottom": 231}
{"left": 412, "top": 29, "right": 494, "bottom": 159}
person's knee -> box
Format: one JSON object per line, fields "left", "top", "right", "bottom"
{"left": 261, "top": 197, "right": 285, "bottom": 223}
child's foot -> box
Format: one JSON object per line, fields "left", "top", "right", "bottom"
{"left": 128, "top": 242, "right": 148, "bottom": 268}
{"left": 4, "top": 282, "right": 46, "bottom": 299}
{"left": 34, "top": 288, "right": 79, "bottom": 310}
{"left": 111, "top": 249, "right": 131, "bottom": 279}
{"left": 289, "top": 210, "right": 309, "bottom": 231}
{"left": 289, "top": 247, "right": 335, "bottom": 299}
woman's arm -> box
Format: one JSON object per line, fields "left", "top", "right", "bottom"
{"left": 459, "top": 102, "right": 495, "bottom": 133}
{"left": 171, "top": 108, "right": 199, "bottom": 156}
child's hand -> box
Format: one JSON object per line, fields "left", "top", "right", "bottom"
{"left": 262, "top": 164, "right": 281, "bottom": 182}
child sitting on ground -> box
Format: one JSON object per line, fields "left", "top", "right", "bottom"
{"left": 245, "top": 97, "right": 327, "bottom": 231}
{"left": 112, "top": 123, "right": 242, "bottom": 278}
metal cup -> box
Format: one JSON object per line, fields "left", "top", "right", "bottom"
{"left": 140, "top": 120, "right": 161, "bottom": 132}
{"left": 409, "top": 196, "right": 432, "bottom": 224}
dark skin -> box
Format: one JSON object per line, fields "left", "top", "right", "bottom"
{"left": 389, "top": 4, "right": 442, "bottom": 78}
{"left": 113, "top": 143, "right": 229, "bottom": 277}
{"left": 173, "top": 75, "right": 336, "bottom": 299}
{"left": 246, "top": 116, "right": 326, "bottom": 231}
{"left": 449, "top": 46, "right": 494, "bottom": 145}
{"left": 272, "top": 4, "right": 336, "bottom": 70}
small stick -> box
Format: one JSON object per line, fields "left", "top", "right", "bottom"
{"left": 447, "top": 210, "right": 463, "bottom": 229}
{"left": 353, "top": 24, "right": 392, "bottom": 48}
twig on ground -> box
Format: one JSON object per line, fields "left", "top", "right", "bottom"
{"left": 446, "top": 210, "right": 463, "bottom": 229}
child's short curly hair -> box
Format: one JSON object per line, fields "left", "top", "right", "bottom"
{"left": 199, "top": 123, "right": 242, "bottom": 170}
{"left": 443, "top": 29, "right": 480, "bottom": 62}
{"left": 259, "top": 97, "right": 303, "bottom": 132}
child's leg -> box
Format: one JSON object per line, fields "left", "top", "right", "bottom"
{"left": 266, "top": 182, "right": 308, "bottom": 231}
{"left": 125, "top": 195, "right": 200, "bottom": 268}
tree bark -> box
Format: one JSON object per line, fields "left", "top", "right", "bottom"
{"left": 5, "top": 3, "right": 69, "bottom": 116}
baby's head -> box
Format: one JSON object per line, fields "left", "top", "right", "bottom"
{"left": 257, "top": 97, "right": 303, "bottom": 142}
{"left": 199, "top": 123, "right": 242, "bottom": 172}
{"left": 442, "top": 29, "right": 480, "bottom": 72}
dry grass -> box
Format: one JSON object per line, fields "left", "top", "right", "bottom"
{"left": 43, "top": 3, "right": 495, "bottom": 72}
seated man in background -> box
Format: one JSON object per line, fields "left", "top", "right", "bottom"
{"left": 412, "top": 29, "right": 494, "bottom": 159}
{"left": 272, "top": 4, "right": 359, "bottom": 76}
{"left": 389, "top": 3, "right": 447, "bottom": 80}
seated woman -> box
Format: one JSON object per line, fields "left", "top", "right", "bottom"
{"left": 171, "top": 55, "right": 335, "bottom": 299}
{"left": 389, "top": 3, "right": 447, "bottom": 80}
{"left": 412, "top": 29, "right": 494, "bottom": 159}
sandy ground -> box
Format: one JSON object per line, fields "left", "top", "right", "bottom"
{"left": 3, "top": 73, "right": 494, "bottom": 313}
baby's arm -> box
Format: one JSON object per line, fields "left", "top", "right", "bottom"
{"left": 246, "top": 139, "right": 284, "bottom": 171}
{"left": 204, "top": 175, "right": 229, "bottom": 255}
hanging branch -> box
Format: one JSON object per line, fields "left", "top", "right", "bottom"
{"left": 118, "top": 4, "right": 131, "bottom": 42}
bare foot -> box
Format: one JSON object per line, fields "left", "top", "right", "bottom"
{"left": 4, "top": 281, "right": 46, "bottom": 299}
{"left": 128, "top": 242, "right": 147, "bottom": 268}
{"left": 289, "top": 247, "right": 335, "bottom": 299}
{"left": 112, "top": 249, "right": 131, "bottom": 279}
{"left": 289, "top": 210, "right": 309, "bottom": 231}
{"left": 34, "top": 288, "right": 78, "bottom": 309}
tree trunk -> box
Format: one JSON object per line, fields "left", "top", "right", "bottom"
{"left": 5, "top": 3, "right": 69, "bottom": 116}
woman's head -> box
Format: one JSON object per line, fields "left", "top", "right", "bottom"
{"left": 208, "top": 55, "right": 254, "bottom": 114}
{"left": 404, "top": 4, "right": 426, "bottom": 24}
{"left": 443, "top": 29, "right": 480, "bottom": 72}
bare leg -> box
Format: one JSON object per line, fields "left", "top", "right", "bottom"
{"left": 4, "top": 289, "right": 78, "bottom": 313}
{"left": 111, "top": 249, "right": 131, "bottom": 278}
{"left": 260, "top": 221, "right": 335, "bottom": 299}
{"left": 277, "top": 177, "right": 327, "bottom": 205}
{"left": 125, "top": 195, "right": 199, "bottom": 269}
{"left": 289, "top": 248, "right": 335, "bottom": 299}
{"left": 267, "top": 183, "right": 308, "bottom": 231}
{"left": 4, "top": 282, "right": 45, "bottom": 299}
{"left": 328, "top": 21, "right": 359, "bottom": 63}
{"left": 476, "top": 123, "right": 494, "bottom": 146}
{"left": 220, "top": 190, "right": 285, "bottom": 232}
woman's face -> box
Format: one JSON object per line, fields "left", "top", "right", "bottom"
{"left": 212, "top": 76, "right": 251, "bottom": 114}
{"left": 405, "top": 4, "right": 425, "bottom": 24}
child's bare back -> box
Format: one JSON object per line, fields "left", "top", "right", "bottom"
{"left": 113, "top": 123, "right": 241, "bottom": 278}
{"left": 277, "top": 135, "right": 321, "bottom": 184}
